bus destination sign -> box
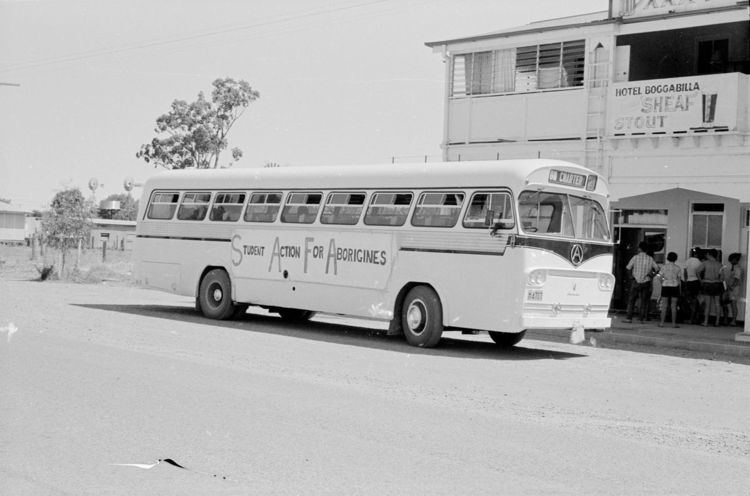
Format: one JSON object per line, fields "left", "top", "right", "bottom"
{"left": 549, "top": 170, "right": 586, "bottom": 188}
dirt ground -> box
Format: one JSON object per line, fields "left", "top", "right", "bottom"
{"left": 2, "top": 278, "right": 749, "bottom": 495}
{"left": 0, "top": 244, "right": 133, "bottom": 284}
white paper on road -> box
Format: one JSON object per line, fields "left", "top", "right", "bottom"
{"left": 1, "top": 322, "right": 18, "bottom": 343}
{"left": 569, "top": 325, "right": 585, "bottom": 344}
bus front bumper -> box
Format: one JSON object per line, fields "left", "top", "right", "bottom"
{"left": 522, "top": 316, "right": 612, "bottom": 330}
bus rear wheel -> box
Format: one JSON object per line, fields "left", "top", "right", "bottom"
{"left": 488, "top": 330, "right": 526, "bottom": 347}
{"left": 199, "top": 269, "right": 235, "bottom": 320}
{"left": 277, "top": 309, "right": 316, "bottom": 322}
{"left": 401, "top": 286, "right": 443, "bottom": 348}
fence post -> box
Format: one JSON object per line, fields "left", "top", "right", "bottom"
{"left": 30, "top": 234, "right": 37, "bottom": 261}
{"left": 102, "top": 240, "right": 107, "bottom": 263}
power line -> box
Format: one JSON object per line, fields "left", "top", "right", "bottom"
{"left": 138, "top": 0, "right": 418, "bottom": 63}
{"left": 0, "top": 0, "right": 391, "bottom": 74}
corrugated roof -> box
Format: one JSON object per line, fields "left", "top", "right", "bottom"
{"left": 91, "top": 218, "right": 136, "bottom": 226}
{"left": 425, "top": 11, "right": 610, "bottom": 47}
{"left": 0, "top": 205, "right": 32, "bottom": 214}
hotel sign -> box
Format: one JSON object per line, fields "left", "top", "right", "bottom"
{"left": 607, "top": 74, "right": 738, "bottom": 135}
{"left": 615, "top": 0, "right": 739, "bottom": 18}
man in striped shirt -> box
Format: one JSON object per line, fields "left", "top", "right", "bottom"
{"left": 624, "top": 241, "right": 659, "bottom": 323}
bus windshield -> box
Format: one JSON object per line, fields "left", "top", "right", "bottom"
{"left": 518, "top": 191, "right": 609, "bottom": 241}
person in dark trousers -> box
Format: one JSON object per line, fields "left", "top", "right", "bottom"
{"left": 722, "top": 252, "right": 743, "bottom": 326}
{"left": 624, "top": 241, "right": 659, "bottom": 324}
{"left": 684, "top": 247, "right": 703, "bottom": 324}
{"left": 657, "top": 252, "right": 682, "bottom": 328}
{"left": 700, "top": 248, "right": 723, "bottom": 327}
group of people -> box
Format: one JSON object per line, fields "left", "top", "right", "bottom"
{"left": 624, "top": 242, "right": 743, "bottom": 328}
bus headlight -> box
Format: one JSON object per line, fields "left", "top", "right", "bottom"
{"left": 527, "top": 269, "right": 547, "bottom": 286}
{"left": 598, "top": 273, "right": 615, "bottom": 291}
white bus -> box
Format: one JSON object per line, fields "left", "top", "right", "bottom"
{"left": 133, "top": 160, "right": 614, "bottom": 348}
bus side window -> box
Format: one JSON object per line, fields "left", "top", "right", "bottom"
{"left": 364, "top": 192, "right": 413, "bottom": 226}
{"left": 210, "top": 192, "right": 246, "bottom": 222}
{"left": 281, "top": 192, "right": 322, "bottom": 224}
{"left": 412, "top": 191, "right": 465, "bottom": 228}
{"left": 147, "top": 191, "right": 180, "bottom": 220}
{"left": 177, "top": 192, "right": 212, "bottom": 221}
{"left": 462, "top": 191, "right": 513, "bottom": 229}
{"left": 245, "top": 192, "right": 282, "bottom": 222}
{"left": 321, "top": 192, "right": 365, "bottom": 225}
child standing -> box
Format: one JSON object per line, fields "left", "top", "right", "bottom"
{"left": 658, "top": 252, "right": 683, "bottom": 328}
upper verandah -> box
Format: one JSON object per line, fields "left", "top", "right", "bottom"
{"left": 424, "top": 0, "right": 748, "bottom": 49}
{"left": 425, "top": 11, "right": 609, "bottom": 49}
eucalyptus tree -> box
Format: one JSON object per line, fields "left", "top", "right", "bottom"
{"left": 137, "top": 78, "right": 259, "bottom": 170}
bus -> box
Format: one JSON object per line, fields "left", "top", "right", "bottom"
{"left": 133, "top": 160, "right": 614, "bottom": 348}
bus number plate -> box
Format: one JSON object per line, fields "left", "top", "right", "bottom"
{"left": 527, "top": 289, "right": 543, "bottom": 301}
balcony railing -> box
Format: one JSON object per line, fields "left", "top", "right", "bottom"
{"left": 446, "top": 72, "right": 749, "bottom": 145}
{"left": 447, "top": 88, "right": 586, "bottom": 144}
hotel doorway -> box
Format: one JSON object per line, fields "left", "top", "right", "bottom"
{"left": 612, "top": 226, "right": 666, "bottom": 312}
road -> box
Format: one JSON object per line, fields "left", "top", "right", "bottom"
{"left": 1, "top": 279, "right": 749, "bottom": 495}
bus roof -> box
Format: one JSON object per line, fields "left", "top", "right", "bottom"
{"left": 142, "top": 159, "right": 600, "bottom": 192}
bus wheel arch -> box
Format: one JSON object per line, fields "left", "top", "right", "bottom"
{"left": 197, "top": 267, "right": 236, "bottom": 320}
{"left": 389, "top": 282, "right": 425, "bottom": 335}
{"left": 400, "top": 284, "right": 444, "bottom": 348}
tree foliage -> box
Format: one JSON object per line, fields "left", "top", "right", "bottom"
{"left": 137, "top": 78, "right": 259, "bottom": 170}
{"left": 41, "top": 188, "right": 94, "bottom": 271}
{"left": 98, "top": 193, "right": 139, "bottom": 221}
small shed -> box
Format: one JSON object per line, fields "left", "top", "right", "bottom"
{"left": 0, "top": 204, "right": 31, "bottom": 243}
{"left": 89, "top": 218, "right": 136, "bottom": 251}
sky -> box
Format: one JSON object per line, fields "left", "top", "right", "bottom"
{"left": 0, "top": 0, "right": 605, "bottom": 210}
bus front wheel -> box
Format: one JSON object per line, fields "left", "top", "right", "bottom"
{"left": 199, "top": 269, "right": 235, "bottom": 320}
{"left": 401, "top": 286, "right": 443, "bottom": 348}
{"left": 488, "top": 330, "right": 526, "bottom": 347}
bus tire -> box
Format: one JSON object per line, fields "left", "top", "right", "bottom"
{"left": 401, "top": 286, "right": 443, "bottom": 348}
{"left": 488, "top": 330, "right": 526, "bottom": 347}
{"left": 277, "top": 309, "right": 316, "bottom": 322}
{"left": 198, "top": 269, "right": 235, "bottom": 320}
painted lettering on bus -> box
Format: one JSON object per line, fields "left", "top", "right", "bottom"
{"left": 233, "top": 233, "right": 387, "bottom": 275}
{"left": 268, "top": 237, "right": 302, "bottom": 272}
{"left": 231, "top": 234, "right": 243, "bottom": 266}
{"left": 230, "top": 235, "right": 266, "bottom": 267}
{"left": 322, "top": 238, "right": 387, "bottom": 275}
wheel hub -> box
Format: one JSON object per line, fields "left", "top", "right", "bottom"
{"left": 406, "top": 300, "right": 426, "bottom": 334}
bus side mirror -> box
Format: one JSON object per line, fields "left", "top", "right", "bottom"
{"left": 490, "top": 219, "right": 515, "bottom": 236}
{"left": 493, "top": 219, "right": 515, "bottom": 230}
{"left": 486, "top": 209, "right": 514, "bottom": 229}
